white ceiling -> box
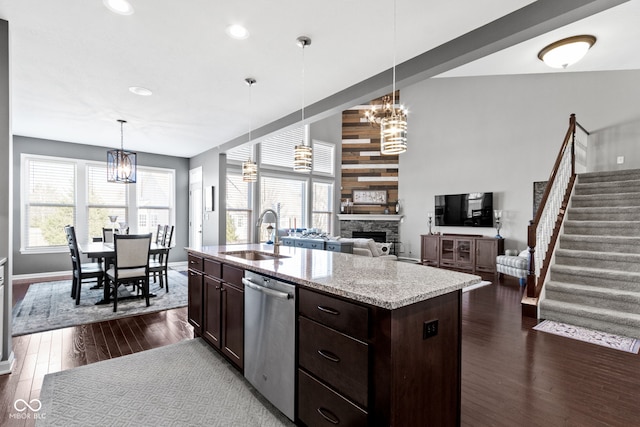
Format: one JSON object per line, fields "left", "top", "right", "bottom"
{"left": 0, "top": 0, "right": 637, "bottom": 158}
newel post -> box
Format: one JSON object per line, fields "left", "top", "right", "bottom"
{"left": 526, "top": 220, "right": 536, "bottom": 298}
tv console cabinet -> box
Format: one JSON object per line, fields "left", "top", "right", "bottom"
{"left": 421, "top": 233, "right": 504, "bottom": 274}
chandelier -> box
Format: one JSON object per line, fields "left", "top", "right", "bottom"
{"left": 107, "top": 119, "right": 137, "bottom": 183}
{"left": 242, "top": 77, "right": 258, "bottom": 182}
{"left": 364, "top": 0, "right": 408, "bottom": 155}
{"left": 293, "top": 36, "right": 312, "bottom": 172}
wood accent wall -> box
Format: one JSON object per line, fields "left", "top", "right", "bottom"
{"left": 341, "top": 92, "right": 399, "bottom": 215}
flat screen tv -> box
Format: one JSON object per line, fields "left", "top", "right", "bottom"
{"left": 434, "top": 192, "right": 493, "bottom": 227}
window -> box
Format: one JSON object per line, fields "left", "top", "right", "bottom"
{"left": 23, "top": 156, "right": 76, "bottom": 249}
{"left": 260, "top": 127, "right": 303, "bottom": 169}
{"left": 136, "top": 168, "right": 174, "bottom": 235}
{"left": 226, "top": 172, "right": 252, "bottom": 244}
{"left": 261, "top": 175, "right": 306, "bottom": 241}
{"left": 312, "top": 140, "right": 335, "bottom": 176}
{"left": 87, "top": 164, "right": 127, "bottom": 240}
{"left": 312, "top": 181, "right": 333, "bottom": 232}
{"left": 21, "top": 154, "right": 175, "bottom": 253}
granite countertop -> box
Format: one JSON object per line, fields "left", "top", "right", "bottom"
{"left": 186, "top": 244, "right": 481, "bottom": 310}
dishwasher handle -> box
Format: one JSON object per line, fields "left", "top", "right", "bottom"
{"left": 242, "top": 278, "right": 293, "bottom": 300}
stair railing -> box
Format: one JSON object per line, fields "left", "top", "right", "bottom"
{"left": 526, "top": 114, "right": 587, "bottom": 300}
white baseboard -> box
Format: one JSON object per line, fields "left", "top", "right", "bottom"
{"left": 12, "top": 261, "right": 189, "bottom": 282}
{"left": 0, "top": 351, "right": 15, "bottom": 375}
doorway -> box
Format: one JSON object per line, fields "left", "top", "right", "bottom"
{"left": 189, "top": 167, "right": 203, "bottom": 248}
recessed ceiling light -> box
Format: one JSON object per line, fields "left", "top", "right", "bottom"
{"left": 225, "top": 24, "right": 250, "bottom": 40}
{"left": 537, "top": 35, "right": 596, "bottom": 69}
{"left": 129, "top": 86, "right": 153, "bottom": 96}
{"left": 103, "top": 0, "right": 135, "bottom": 16}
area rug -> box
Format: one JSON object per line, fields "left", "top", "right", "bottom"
{"left": 12, "top": 269, "right": 188, "bottom": 336}
{"left": 533, "top": 320, "right": 640, "bottom": 354}
{"left": 36, "top": 338, "right": 293, "bottom": 427}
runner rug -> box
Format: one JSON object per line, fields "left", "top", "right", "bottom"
{"left": 36, "top": 338, "right": 293, "bottom": 426}
{"left": 12, "top": 269, "right": 188, "bottom": 336}
{"left": 533, "top": 319, "right": 640, "bottom": 354}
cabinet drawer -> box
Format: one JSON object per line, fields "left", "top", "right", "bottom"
{"left": 325, "top": 242, "right": 352, "bottom": 253}
{"left": 282, "top": 238, "right": 294, "bottom": 247}
{"left": 299, "top": 317, "right": 368, "bottom": 407}
{"left": 204, "top": 258, "right": 222, "bottom": 279}
{"left": 295, "top": 240, "right": 306, "bottom": 248}
{"left": 222, "top": 264, "right": 243, "bottom": 288}
{"left": 306, "top": 240, "right": 324, "bottom": 250}
{"left": 298, "top": 369, "right": 367, "bottom": 427}
{"left": 187, "top": 254, "right": 203, "bottom": 272}
{"left": 299, "top": 288, "right": 369, "bottom": 340}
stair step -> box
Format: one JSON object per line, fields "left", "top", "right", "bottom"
{"left": 578, "top": 169, "right": 640, "bottom": 184}
{"left": 555, "top": 249, "right": 640, "bottom": 273}
{"left": 571, "top": 192, "right": 640, "bottom": 207}
{"left": 539, "top": 299, "right": 640, "bottom": 339}
{"left": 559, "top": 234, "right": 640, "bottom": 254}
{"left": 574, "top": 179, "right": 640, "bottom": 196}
{"left": 563, "top": 220, "right": 640, "bottom": 237}
{"left": 545, "top": 281, "right": 640, "bottom": 313}
{"left": 550, "top": 264, "right": 640, "bottom": 292}
{"left": 566, "top": 206, "right": 640, "bottom": 221}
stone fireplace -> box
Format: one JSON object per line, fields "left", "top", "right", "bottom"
{"left": 337, "top": 214, "right": 401, "bottom": 244}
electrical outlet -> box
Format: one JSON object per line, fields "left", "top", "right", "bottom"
{"left": 423, "top": 320, "right": 439, "bottom": 339}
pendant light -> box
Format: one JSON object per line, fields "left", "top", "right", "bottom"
{"left": 107, "top": 119, "right": 137, "bottom": 183}
{"left": 293, "top": 36, "right": 312, "bottom": 172}
{"left": 242, "top": 78, "right": 258, "bottom": 183}
{"left": 364, "top": 0, "right": 408, "bottom": 155}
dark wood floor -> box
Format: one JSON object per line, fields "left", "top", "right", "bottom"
{"left": 2, "top": 276, "right": 639, "bottom": 426}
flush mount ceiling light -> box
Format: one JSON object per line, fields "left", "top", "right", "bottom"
{"left": 107, "top": 119, "right": 137, "bottom": 183}
{"left": 293, "top": 36, "right": 313, "bottom": 172}
{"left": 103, "top": 0, "right": 134, "bottom": 15}
{"left": 226, "top": 24, "right": 250, "bottom": 40}
{"left": 129, "top": 86, "right": 153, "bottom": 96}
{"left": 242, "top": 78, "right": 258, "bottom": 183}
{"left": 364, "top": 0, "right": 408, "bottom": 155}
{"left": 537, "top": 35, "right": 596, "bottom": 69}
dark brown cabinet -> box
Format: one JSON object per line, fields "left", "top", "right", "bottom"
{"left": 221, "top": 281, "right": 244, "bottom": 369}
{"left": 298, "top": 288, "right": 369, "bottom": 426}
{"left": 475, "top": 237, "right": 505, "bottom": 273}
{"left": 187, "top": 253, "right": 244, "bottom": 370}
{"left": 297, "top": 286, "right": 461, "bottom": 426}
{"left": 420, "top": 234, "right": 439, "bottom": 267}
{"left": 421, "top": 234, "right": 504, "bottom": 274}
{"left": 187, "top": 255, "right": 203, "bottom": 334}
{"left": 202, "top": 275, "right": 221, "bottom": 348}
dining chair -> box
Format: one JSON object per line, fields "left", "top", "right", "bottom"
{"left": 149, "top": 225, "right": 173, "bottom": 292}
{"left": 106, "top": 233, "right": 152, "bottom": 312}
{"left": 64, "top": 225, "right": 104, "bottom": 305}
{"left": 103, "top": 227, "right": 118, "bottom": 244}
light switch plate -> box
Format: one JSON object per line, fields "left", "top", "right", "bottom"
{"left": 617, "top": 156, "right": 625, "bottom": 164}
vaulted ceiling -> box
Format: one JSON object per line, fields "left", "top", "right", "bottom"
{"left": 0, "top": 0, "right": 636, "bottom": 157}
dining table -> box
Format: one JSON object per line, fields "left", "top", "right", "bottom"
{"left": 79, "top": 241, "right": 169, "bottom": 305}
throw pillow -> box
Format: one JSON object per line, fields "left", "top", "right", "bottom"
{"left": 375, "top": 242, "right": 393, "bottom": 254}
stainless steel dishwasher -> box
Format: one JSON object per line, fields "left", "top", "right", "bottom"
{"left": 243, "top": 270, "right": 296, "bottom": 421}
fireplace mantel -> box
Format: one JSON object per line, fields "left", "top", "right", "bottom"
{"left": 337, "top": 214, "right": 403, "bottom": 222}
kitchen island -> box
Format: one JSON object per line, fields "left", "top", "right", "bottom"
{"left": 186, "top": 243, "right": 480, "bottom": 426}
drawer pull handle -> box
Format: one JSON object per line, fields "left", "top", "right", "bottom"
{"left": 317, "top": 305, "right": 340, "bottom": 315}
{"left": 317, "top": 407, "right": 340, "bottom": 425}
{"left": 317, "top": 349, "right": 340, "bottom": 363}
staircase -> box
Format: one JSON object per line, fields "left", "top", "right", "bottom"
{"left": 539, "top": 169, "right": 640, "bottom": 339}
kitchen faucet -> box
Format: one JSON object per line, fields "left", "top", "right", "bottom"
{"left": 256, "top": 208, "right": 280, "bottom": 256}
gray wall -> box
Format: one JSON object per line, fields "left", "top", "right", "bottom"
{"left": 589, "top": 119, "right": 640, "bottom": 172}
{"left": 189, "top": 149, "right": 224, "bottom": 245}
{"left": 398, "top": 70, "right": 640, "bottom": 258}
{"left": 1, "top": 19, "right": 13, "bottom": 370}
{"left": 12, "top": 136, "right": 190, "bottom": 275}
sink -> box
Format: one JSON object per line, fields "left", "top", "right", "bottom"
{"left": 220, "top": 250, "right": 290, "bottom": 261}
